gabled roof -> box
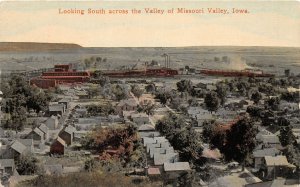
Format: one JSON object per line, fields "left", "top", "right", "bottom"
{"left": 18, "top": 139, "right": 33, "bottom": 147}
{"left": 139, "top": 131, "right": 160, "bottom": 138}
{"left": 143, "top": 137, "right": 167, "bottom": 146}
{"left": 64, "top": 125, "right": 76, "bottom": 135}
{"left": 49, "top": 104, "right": 64, "bottom": 112}
{"left": 0, "top": 159, "right": 14, "bottom": 168}
{"left": 253, "top": 148, "right": 280, "bottom": 158}
{"left": 149, "top": 147, "right": 175, "bottom": 158}
{"left": 58, "top": 98, "right": 71, "bottom": 103}
{"left": 264, "top": 156, "right": 295, "bottom": 167}
{"left": 48, "top": 115, "right": 58, "bottom": 121}
{"left": 55, "top": 137, "right": 66, "bottom": 146}
{"left": 138, "top": 124, "right": 155, "bottom": 131}
{"left": 33, "top": 127, "right": 45, "bottom": 137}
{"left": 163, "top": 162, "right": 191, "bottom": 172}
{"left": 39, "top": 123, "right": 49, "bottom": 134}
{"left": 154, "top": 152, "right": 178, "bottom": 166}
{"left": 10, "top": 140, "right": 27, "bottom": 154}
{"left": 147, "top": 167, "right": 161, "bottom": 175}
{"left": 261, "top": 135, "right": 280, "bottom": 144}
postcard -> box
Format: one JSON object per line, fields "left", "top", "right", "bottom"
{"left": 0, "top": 1, "right": 299, "bottom": 187}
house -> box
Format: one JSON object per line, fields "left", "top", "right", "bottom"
{"left": 26, "top": 127, "right": 45, "bottom": 141}
{"left": 45, "top": 116, "right": 59, "bottom": 130}
{"left": 2, "top": 140, "right": 28, "bottom": 159}
{"left": 195, "top": 113, "right": 213, "bottom": 127}
{"left": 50, "top": 137, "right": 66, "bottom": 155}
{"left": 48, "top": 103, "right": 65, "bottom": 116}
{"left": 18, "top": 139, "right": 34, "bottom": 153}
{"left": 131, "top": 113, "right": 149, "bottom": 125}
{"left": 138, "top": 124, "right": 155, "bottom": 132}
{"left": 59, "top": 125, "right": 76, "bottom": 146}
{"left": 253, "top": 148, "right": 280, "bottom": 169}
{"left": 122, "top": 110, "right": 135, "bottom": 121}
{"left": 76, "top": 91, "right": 89, "bottom": 99}
{"left": 147, "top": 167, "right": 161, "bottom": 179}
{"left": 263, "top": 156, "right": 296, "bottom": 179}
{"left": 139, "top": 131, "right": 160, "bottom": 138}
{"left": 143, "top": 137, "right": 168, "bottom": 147}
{"left": 245, "top": 178, "right": 300, "bottom": 187}
{"left": 163, "top": 162, "right": 191, "bottom": 179}
{"left": 108, "top": 115, "right": 123, "bottom": 123}
{"left": 116, "top": 99, "right": 138, "bottom": 115}
{"left": 153, "top": 152, "right": 179, "bottom": 166}
{"left": 39, "top": 123, "right": 49, "bottom": 141}
{"left": 187, "top": 107, "right": 210, "bottom": 119}
{"left": 0, "top": 159, "right": 15, "bottom": 176}
{"left": 74, "top": 117, "right": 104, "bottom": 130}
{"left": 74, "top": 108, "right": 88, "bottom": 117}
{"left": 260, "top": 135, "right": 281, "bottom": 148}
{"left": 279, "top": 101, "right": 299, "bottom": 111}
{"left": 58, "top": 98, "right": 71, "bottom": 109}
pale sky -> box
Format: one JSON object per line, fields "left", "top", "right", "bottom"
{"left": 0, "top": 1, "right": 299, "bottom": 47}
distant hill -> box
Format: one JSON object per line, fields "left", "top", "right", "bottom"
{"left": 0, "top": 42, "right": 82, "bottom": 52}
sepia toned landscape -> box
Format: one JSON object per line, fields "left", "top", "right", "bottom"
{"left": 0, "top": 42, "right": 299, "bottom": 187}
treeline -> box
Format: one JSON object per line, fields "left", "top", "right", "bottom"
{"left": 203, "top": 116, "right": 258, "bottom": 169}
{"left": 81, "top": 125, "right": 145, "bottom": 168}
{"left": 1, "top": 75, "right": 53, "bottom": 130}
{"left": 18, "top": 172, "right": 159, "bottom": 187}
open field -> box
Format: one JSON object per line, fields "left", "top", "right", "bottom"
{"left": 0, "top": 46, "right": 300, "bottom": 76}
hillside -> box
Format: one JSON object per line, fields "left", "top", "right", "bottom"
{"left": 0, "top": 42, "right": 82, "bottom": 52}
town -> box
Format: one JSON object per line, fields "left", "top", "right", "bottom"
{"left": 0, "top": 54, "right": 299, "bottom": 187}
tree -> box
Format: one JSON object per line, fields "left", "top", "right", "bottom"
{"left": 277, "top": 116, "right": 290, "bottom": 126}
{"left": 145, "top": 84, "right": 156, "bottom": 93}
{"left": 246, "top": 106, "right": 263, "bottom": 118}
{"left": 87, "top": 104, "right": 114, "bottom": 116}
{"left": 204, "top": 91, "right": 220, "bottom": 113}
{"left": 156, "top": 114, "right": 203, "bottom": 163}
{"left": 222, "top": 117, "right": 258, "bottom": 170}
{"left": 216, "top": 83, "right": 227, "bottom": 106}
{"left": 188, "top": 98, "right": 199, "bottom": 107}
{"left": 251, "top": 91, "right": 262, "bottom": 105}
{"left": 87, "top": 87, "right": 100, "bottom": 99}
{"left": 154, "top": 91, "right": 169, "bottom": 105}
{"left": 131, "top": 84, "right": 144, "bottom": 100}
{"left": 176, "top": 79, "right": 192, "bottom": 98}
{"left": 139, "top": 103, "right": 155, "bottom": 115}
{"left": 112, "top": 85, "right": 127, "bottom": 101}
{"left": 84, "top": 158, "right": 97, "bottom": 172}
{"left": 279, "top": 125, "right": 296, "bottom": 147}
{"left": 265, "top": 97, "right": 280, "bottom": 111}
{"left": 16, "top": 154, "right": 39, "bottom": 175}
{"left": 202, "top": 120, "right": 216, "bottom": 143}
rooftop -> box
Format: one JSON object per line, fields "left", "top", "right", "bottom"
{"left": 253, "top": 148, "right": 280, "bottom": 158}
{"left": 163, "top": 162, "right": 191, "bottom": 172}
{"left": 264, "top": 156, "right": 295, "bottom": 167}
